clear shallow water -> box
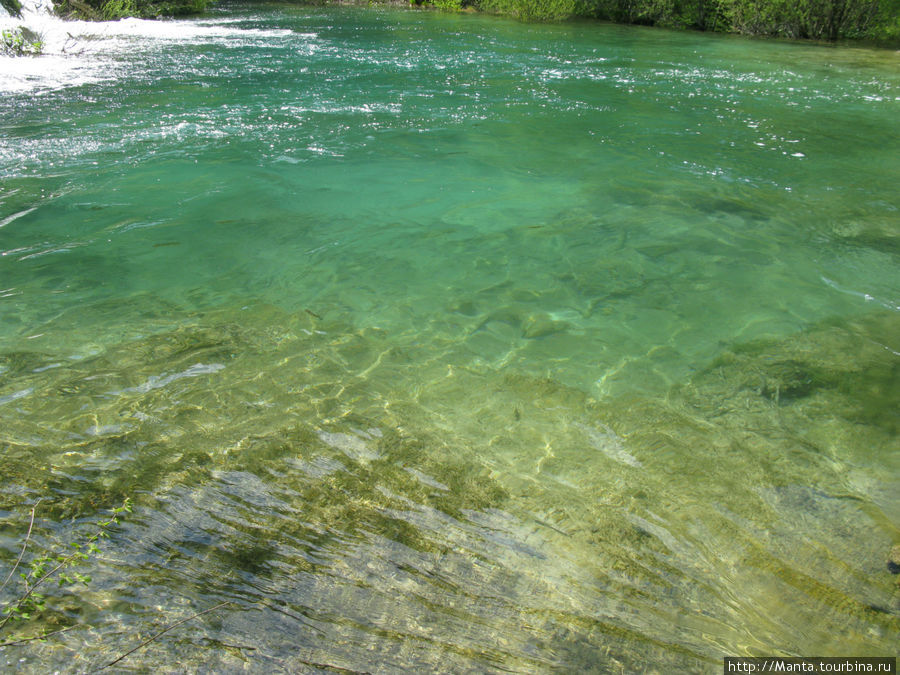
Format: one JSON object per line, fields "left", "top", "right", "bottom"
{"left": 1, "top": 4, "right": 898, "bottom": 671}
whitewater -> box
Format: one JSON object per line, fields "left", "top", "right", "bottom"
{"left": 0, "top": 0, "right": 293, "bottom": 93}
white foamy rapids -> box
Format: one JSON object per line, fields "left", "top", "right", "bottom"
{"left": 1, "top": 0, "right": 298, "bottom": 94}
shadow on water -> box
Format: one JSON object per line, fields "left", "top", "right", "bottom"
{"left": 0, "top": 299, "right": 897, "bottom": 672}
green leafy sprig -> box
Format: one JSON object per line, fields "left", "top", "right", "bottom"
{"left": 0, "top": 499, "right": 132, "bottom": 638}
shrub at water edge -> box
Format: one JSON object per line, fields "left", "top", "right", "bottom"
{"left": 1, "top": 26, "right": 43, "bottom": 54}
{"left": 411, "top": 0, "right": 899, "bottom": 42}
{"left": 53, "top": 0, "right": 210, "bottom": 19}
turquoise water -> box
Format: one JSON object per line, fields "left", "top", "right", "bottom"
{"left": 1, "top": 4, "right": 898, "bottom": 671}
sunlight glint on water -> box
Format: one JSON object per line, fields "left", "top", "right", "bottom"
{"left": 0, "top": 4, "right": 898, "bottom": 671}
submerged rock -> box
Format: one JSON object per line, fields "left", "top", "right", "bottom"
{"left": 681, "top": 311, "right": 899, "bottom": 434}
{"left": 522, "top": 312, "right": 570, "bottom": 339}
{"left": 889, "top": 545, "right": 900, "bottom": 574}
{"left": 759, "top": 359, "right": 818, "bottom": 403}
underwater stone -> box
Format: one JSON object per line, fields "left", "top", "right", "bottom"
{"left": 449, "top": 299, "right": 479, "bottom": 316}
{"left": 522, "top": 313, "right": 570, "bottom": 339}
{"left": 831, "top": 220, "right": 900, "bottom": 255}
{"left": 179, "top": 450, "right": 212, "bottom": 467}
{"left": 888, "top": 545, "right": 900, "bottom": 574}
{"left": 760, "top": 359, "right": 817, "bottom": 403}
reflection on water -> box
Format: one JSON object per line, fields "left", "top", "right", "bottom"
{"left": 0, "top": 3, "right": 898, "bottom": 671}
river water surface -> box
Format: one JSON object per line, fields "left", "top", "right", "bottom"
{"left": 1, "top": 3, "right": 898, "bottom": 671}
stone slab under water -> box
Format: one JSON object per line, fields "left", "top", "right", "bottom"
{"left": 0, "top": 300, "right": 896, "bottom": 671}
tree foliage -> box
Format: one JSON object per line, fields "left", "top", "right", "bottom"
{"left": 414, "top": 0, "right": 899, "bottom": 42}
{"left": 54, "top": 0, "right": 209, "bottom": 19}
{"left": 1, "top": 26, "right": 42, "bottom": 54}
{"left": 1, "top": 0, "right": 23, "bottom": 18}
{"left": 0, "top": 500, "right": 132, "bottom": 638}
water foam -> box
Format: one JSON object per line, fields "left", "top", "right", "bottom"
{"left": 1, "top": 0, "right": 296, "bottom": 94}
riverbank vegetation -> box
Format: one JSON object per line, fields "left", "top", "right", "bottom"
{"left": 3, "top": 0, "right": 896, "bottom": 42}
{"left": 0, "top": 0, "right": 22, "bottom": 18}
{"left": 414, "top": 0, "right": 900, "bottom": 42}
{"left": 1, "top": 0, "right": 209, "bottom": 20}
{"left": 53, "top": 0, "right": 209, "bottom": 19}
{"left": 1, "top": 25, "right": 42, "bottom": 53}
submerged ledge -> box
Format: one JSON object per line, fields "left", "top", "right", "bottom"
{"left": 1, "top": 297, "right": 897, "bottom": 670}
